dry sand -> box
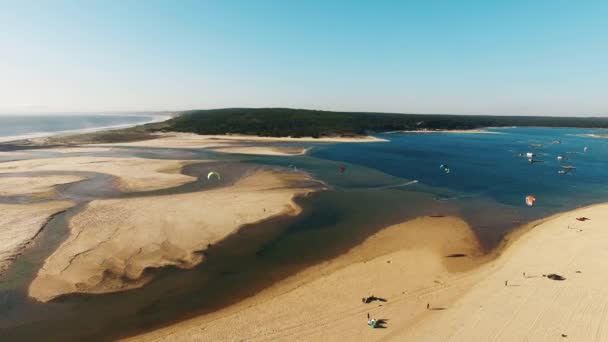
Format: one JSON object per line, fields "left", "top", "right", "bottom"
{"left": 0, "top": 175, "right": 84, "bottom": 197}
{"left": 29, "top": 170, "right": 318, "bottom": 302}
{"left": 401, "top": 204, "right": 608, "bottom": 341}
{"left": 583, "top": 133, "right": 608, "bottom": 139}
{"left": 35, "top": 147, "right": 116, "bottom": 154}
{"left": 387, "top": 129, "right": 500, "bottom": 134}
{"left": 0, "top": 201, "right": 74, "bottom": 274}
{"left": 199, "top": 133, "right": 388, "bottom": 143}
{"left": 0, "top": 157, "right": 198, "bottom": 192}
{"left": 127, "top": 204, "right": 608, "bottom": 342}
{"left": 212, "top": 146, "right": 308, "bottom": 156}
{"left": 93, "top": 132, "right": 387, "bottom": 151}
{"left": 124, "top": 216, "right": 485, "bottom": 341}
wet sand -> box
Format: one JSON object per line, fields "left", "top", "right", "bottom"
{"left": 0, "top": 201, "right": 74, "bottom": 274}
{"left": 0, "top": 157, "right": 199, "bottom": 192}
{"left": 0, "top": 175, "right": 83, "bottom": 197}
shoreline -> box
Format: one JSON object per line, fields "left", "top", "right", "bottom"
{"left": 402, "top": 202, "right": 608, "bottom": 341}
{"left": 124, "top": 214, "right": 487, "bottom": 341}
{"left": 0, "top": 113, "right": 172, "bottom": 144}
{"left": 28, "top": 170, "right": 322, "bottom": 302}
{"left": 126, "top": 203, "right": 608, "bottom": 341}
{"left": 385, "top": 128, "right": 501, "bottom": 134}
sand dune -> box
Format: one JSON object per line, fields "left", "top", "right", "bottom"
{"left": 0, "top": 201, "right": 74, "bottom": 274}
{"left": 0, "top": 157, "right": 198, "bottom": 192}
{"left": 29, "top": 171, "right": 319, "bottom": 302}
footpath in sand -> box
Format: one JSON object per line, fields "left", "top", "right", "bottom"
{"left": 29, "top": 170, "right": 319, "bottom": 302}
{"left": 128, "top": 204, "right": 608, "bottom": 342}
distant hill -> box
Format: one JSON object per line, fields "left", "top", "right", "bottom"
{"left": 153, "top": 108, "right": 608, "bottom": 138}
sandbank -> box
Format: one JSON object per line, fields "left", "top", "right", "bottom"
{"left": 583, "top": 133, "right": 608, "bottom": 139}
{"left": 128, "top": 203, "right": 608, "bottom": 341}
{"left": 124, "top": 215, "right": 484, "bottom": 341}
{"left": 212, "top": 146, "right": 308, "bottom": 156}
{"left": 29, "top": 170, "right": 319, "bottom": 302}
{"left": 0, "top": 175, "right": 84, "bottom": 197}
{"left": 94, "top": 132, "right": 387, "bottom": 150}
{"left": 34, "top": 146, "right": 116, "bottom": 154}
{"left": 0, "top": 201, "right": 74, "bottom": 274}
{"left": 199, "top": 133, "right": 389, "bottom": 143}
{"left": 386, "top": 129, "right": 500, "bottom": 134}
{"left": 0, "top": 157, "right": 198, "bottom": 192}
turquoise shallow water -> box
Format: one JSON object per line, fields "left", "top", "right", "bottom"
{"left": 1, "top": 127, "right": 608, "bottom": 341}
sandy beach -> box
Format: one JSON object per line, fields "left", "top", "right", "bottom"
{"left": 386, "top": 129, "right": 500, "bottom": 134}
{"left": 29, "top": 170, "right": 320, "bottom": 302}
{"left": 81, "top": 132, "right": 385, "bottom": 156}
{"left": 401, "top": 204, "right": 608, "bottom": 341}
{"left": 211, "top": 146, "right": 309, "bottom": 156}
{"left": 92, "top": 132, "right": 387, "bottom": 150}
{"left": 124, "top": 215, "right": 485, "bottom": 341}
{"left": 124, "top": 204, "right": 608, "bottom": 341}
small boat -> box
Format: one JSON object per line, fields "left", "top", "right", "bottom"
{"left": 561, "top": 165, "right": 576, "bottom": 170}
{"left": 552, "top": 140, "right": 561, "bottom": 144}
{"left": 558, "top": 170, "right": 568, "bottom": 174}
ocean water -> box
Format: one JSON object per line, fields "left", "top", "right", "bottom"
{"left": 2, "top": 127, "right": 608, "bottom": 341}
{"left": 0, "top": 114, "right": 167, "bottom": 142}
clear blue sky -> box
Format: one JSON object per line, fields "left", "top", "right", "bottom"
{"left": 1, "top": 0, "right": 607, "bottom": 115}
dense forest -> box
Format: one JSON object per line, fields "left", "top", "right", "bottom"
{"left": 154, "top": 108, "right": 608, "bottom": 137}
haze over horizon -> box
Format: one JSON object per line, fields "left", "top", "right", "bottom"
{"left": 1, "top": 0, "right": 607, "bottom": 116}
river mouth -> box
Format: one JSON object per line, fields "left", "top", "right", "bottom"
{"left": 0, "top": 176, "right": 525, "bottom": 342}
{"left": 3, "top": 127, "right": 605, "bottom": 341}
{"left": 1, "top": 186, "right": 471, "bottom": 342}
